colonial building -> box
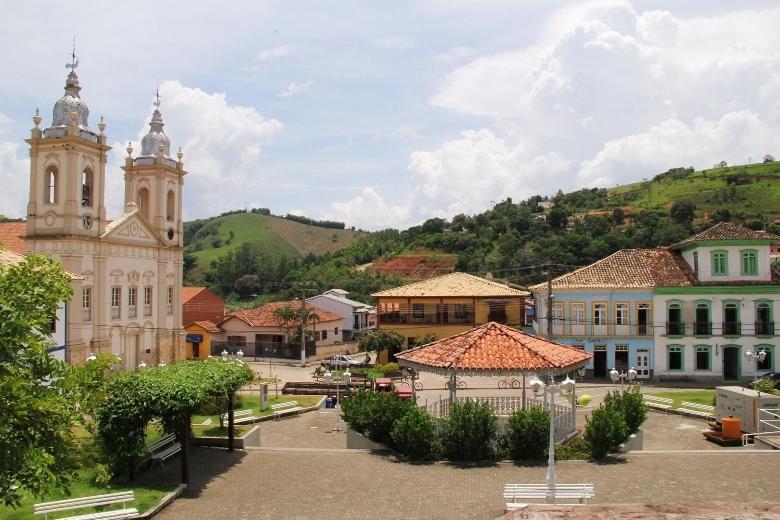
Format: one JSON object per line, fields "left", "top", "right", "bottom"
{"left": 4, "top": 54, "right": 186, "bottom": 367}
{"left": 306, "top": 288, "right": 373, "bottom": 341}
{"left": 372, "top": 272, "right": 529, "bottom": 357}
{"left": 531, "top": 249, "right": 691, "bottom": 380}
{"left": 533, "top": 223, "right": 780, "bottom": 383}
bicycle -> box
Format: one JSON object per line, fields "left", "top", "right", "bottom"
{"left": 401, "top": 378, "right": 423, "bottom": 391}
{"left": 498, "top": 377, "right": 521, "bottom": 390}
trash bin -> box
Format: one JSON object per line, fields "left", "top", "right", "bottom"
{"left": 325, "top": 397, "right": 333, "bottom": 409}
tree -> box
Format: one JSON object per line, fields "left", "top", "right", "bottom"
{"left": 763, "top": 154, "right": 775, "bottom": 163}
{"left": 546, "top": 207, "right": 568, "bottom": 231}
{"left": 357, "top": 329, "right": 404, "bottom": 354}
{"left": 0, "top": 255, "right": 76, "bottom": 507}
{"left": 670, "top": 200, "right": 696, "bottom": 226}
{"left": 233, "top": 274, "right": 261, "bottom": 298}
{"left": 611, "top": 207, "right": 625, "bottom": 225}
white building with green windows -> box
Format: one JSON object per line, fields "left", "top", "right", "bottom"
{"left": 653, "top": 223, "right": 780, "bottom": 383}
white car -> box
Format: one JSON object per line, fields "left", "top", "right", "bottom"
{"left": 327, "top": 355, "right": 363, "bottom": 368}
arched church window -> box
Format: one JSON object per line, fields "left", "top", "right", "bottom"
{"left": 45, "top": 167, "right": 58, "bottom": 204}
{"left": 166, "top": 190, "right": 174, "bottom": 221}
{"left": 82, "top": 168, "right": 93, "bottom": 207}
{"left": 138, "top": 188, "right": 150, "bottom": 219}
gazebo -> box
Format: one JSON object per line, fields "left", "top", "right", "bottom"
{"left": 395, "top": 322, "right": 592, "bottom": 436}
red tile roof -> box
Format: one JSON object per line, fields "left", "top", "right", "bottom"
{"left": 396, "top": 322, "right": 592, "bottom": 375}
{"left": 671, "top": 222, "right": 780, "bottom": 249}
{"left": 185, "top": 320, "right": 222, "bottom": 333}
{"left": 0, "top": 222, "right": 26, "bottom": 255}
{"left": 530, "top": 249, "right": 694, "bottom": 290}
{"left": 224, "top": 300, "right": 343, "bottom": 328}
{"left": 372, "top": 272, "right": 529, "bottom": 298}
{"left": 181, "top": 286, "right": 207, "bottom": 303}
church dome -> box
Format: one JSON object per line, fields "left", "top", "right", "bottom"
{"left": 140, "top": 107, "right": 171, "bottom": 157}
{"left": 52, "top": 70, "right": 90, "bottom": 129}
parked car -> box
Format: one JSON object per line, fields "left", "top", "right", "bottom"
{"left": 323, "top": 354, "right": 363, "bottom": 369}
{"left": 372, "top": 378, "right": 413, "bottom": 399}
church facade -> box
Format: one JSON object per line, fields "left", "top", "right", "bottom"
{"left": 21, "top": 56, "right": 186, "bottom": 368}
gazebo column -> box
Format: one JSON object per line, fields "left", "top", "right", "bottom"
{"left": 448, "top": 371, "right": 457, "bottom": 404}
{"left": 522, "top": 374, "right": 526, "bottom": 409}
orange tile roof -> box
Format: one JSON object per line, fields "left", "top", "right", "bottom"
{"left": 529, "top": 249, "right": 694, "bottom": 290}
{"left": 0, "top": 222, "right": 26, "bottom": 255}
{"left": 181, "top": 286, "right": 207, "bottom": 303}
{"left": 0, "top": 247, "right": 82, "bottom": 279}
{"left": 396, "top": 322, "right": 591, "bottom": 374}
{"left": 372, "top": 272, "right": 529, "bottom": 298}
{"left": 671, "top": 222, "right": 780, "bottom": 249}
{"left": 224, "top": 300, "right": 343, "bottom": 328}
{"left": 185, "top": 320, "right": 222, "bottom": 333}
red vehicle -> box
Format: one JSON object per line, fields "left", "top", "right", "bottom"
{"left": 372, "top": 378, "right": 413, "bottom": 399}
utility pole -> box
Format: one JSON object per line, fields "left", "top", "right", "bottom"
{"left": 546, "top": 264, "right": 554, "bottom": 342}
{"left": 300, "top": 289, "right": 308, "bottom": 368}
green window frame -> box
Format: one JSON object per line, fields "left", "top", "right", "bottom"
{"left": 756, "top": 345, "right": 774, "bottom": 372}
{"left": 692, "top": 251, "right": 699, "bottom": 277}
{"left": 666, "top": 301, "right": 684, "bottom": 336}
{"left": 667, "top": 345, "right": 684, "bottom": 371}
{"left": 755, "top": 300, "right": 773, "bottom": 336}
{"left": 694, "top": 345, "right": 712, "bottom": 371}
{"left": 711, "top": 250, "right": 728, "bottom": 276}
{"left": 694, "top": 301, "right": 711, "bottom": 336}
{"left": 723, "top": 300, "right": 741, "bottom": 336}
{"left": 740, "top": 249, "right": 758, "bottom": 276}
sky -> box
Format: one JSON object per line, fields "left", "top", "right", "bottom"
{"left": 1, "top": 1, "right": 779, "bottom": 230}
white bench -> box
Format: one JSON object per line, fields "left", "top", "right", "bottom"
{"left": 220, "top": 408, "right": 253, "bottom": 423}
{"left": 147, "top": 433, "right": 176, "bottom": 455}
{"left": 504, "top": 483, "right": 594, "bottom": 510}
{"left": 679, "top": 401, "right": 715, "bottom": 419}
{"left": 34, "top": 491, "right": 137, "bottom": 520}
{"left": 270, "top": 401, "right": 299, "bottom": 410}
{"left": 644, "top": 395, "right": 673, "bottom": 411}
{"left": 234, "top": 414, "right": 258, "bottom": 425}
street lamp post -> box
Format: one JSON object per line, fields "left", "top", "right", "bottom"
{"left": 529, "top": 373, "right": 576, "bottom": 504}
{"left": 745, "top": 349, "right": 767, "bottom": 389}
{"left": 609, "top": 367, "right": 637, "bottom": 391}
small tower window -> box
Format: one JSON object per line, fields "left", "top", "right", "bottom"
{"left": 166, "top": 190, "right": 175, "bottom": 221}
{"left": 45, "top": 167, "right": 58, "bottom": 204}
{"left": 82, "top": 168, "right": 93, "bottom": 207}
{"left": 138, "top": 188, "right": 150, "bottom": 219}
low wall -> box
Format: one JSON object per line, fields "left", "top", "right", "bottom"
{"left": 346, "top": 428, "right": 387, "bottom": 450}
{"left": 193, "top": 425, "right": 261, "bottom": 449}
{"left": 314, "top": 342, "right": 359, "bottom": 360}
{"left": 619, "top": 428, "right": 644, "bottom": 452}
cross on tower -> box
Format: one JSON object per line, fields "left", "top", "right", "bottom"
{"left": 154, "top": 88, "right": 161, "bottom": 109}
{"left": 66, "top": 35, "right": 79, "bottom": 71}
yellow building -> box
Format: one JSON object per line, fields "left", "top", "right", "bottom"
{"left": 184, "top": 320, "right": 220, "bottom": 360}
{"left": 372, "top": 272, "right": 529, "bottom": 360}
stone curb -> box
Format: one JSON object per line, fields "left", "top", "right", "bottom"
{"left": 134, "top": 483, "right": 187, "bottom": 519}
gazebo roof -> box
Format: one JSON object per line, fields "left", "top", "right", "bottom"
{"left": 395, "top": 322, "right": 592, "bottom": 376}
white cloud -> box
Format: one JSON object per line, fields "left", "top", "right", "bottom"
{"left": 331, "top": 129, "right": 570, "bottom": 229}
{"left": 369, "top": 35, "right": 415, "bottom": 50}
{"left": 278, "top": 80, "right": 313, "bottom": 98}
{"left": 578, "top": 111, "right": 778, "bottom": 187}
{"left": 432, "top": 46, "right": 475, "bottom": 62}
{"left": 288, "top": 209, "right": 306, "bottom": 217}
{"left": 241, "top": 45, "right": 294, "bottom": 72}
{"left": 108, "top": 80, "right": 283, "bottom": 219}
{"left": 0, "top": 139, "right": 29, "bottom": 219}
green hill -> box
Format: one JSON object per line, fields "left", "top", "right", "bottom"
{"left": 184, "top": 212, "right": 364, "bottom": 279}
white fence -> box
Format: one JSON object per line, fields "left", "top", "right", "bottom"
{"left": 422, "top": 395, "right": 575, "bottom": 443}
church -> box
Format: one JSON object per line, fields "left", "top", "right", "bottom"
{"left": 3, "top": 52, "right": 186, "bottom": 368}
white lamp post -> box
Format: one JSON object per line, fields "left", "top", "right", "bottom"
{"left": 609, "top": 367, "right": 637, "bottom": 391}
{"left": 138, "top": 360, "right": 147, "bottom": 370}
{"left": 745, "top": 349, "right": 767, "bottom": 389}
{"left": 86, "top": 353, "right": 97, "bottom": 362}
{"left": 221, "top": 350, "right": 229, "bottom": 359}
{"left": 529, "top": 373, "right": 576, "bottom": 504}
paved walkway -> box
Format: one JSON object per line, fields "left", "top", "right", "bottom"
{"left": 152, "top": 449, "right": 780, "bottom": 520}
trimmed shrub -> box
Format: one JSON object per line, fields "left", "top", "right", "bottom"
{"left": 500, "top": 406, "right": 549, "bottom": 460}
{"left": 391, "top": 407, "right": 440, "bottom": 460}
{"left": 340, "top": 389, "right": 415, "bottom": 448}
{"left": 584, "top": 405, "right": 628, "bottom": 459}
{"left": 603, "top": 386, "right": 647, "bottom": 433}
{"left": 752, "top": 378, "right": 777, "bottom": 394}
{"left": 554, "top": 436, "right": 590, "bottom": 461}
{"left": 440, "top": 400, "right": 497, "bottom": 461}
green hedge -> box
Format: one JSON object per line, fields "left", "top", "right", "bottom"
{"left": 499, "top": 406, "right": 549, "bottom": 460}
{"left": 440, "top": 401, "right": 497, "bottom": 461}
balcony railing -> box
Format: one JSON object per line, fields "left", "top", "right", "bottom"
{"left": 212, "top": 340, "right": 316, "bottom": 359}
{"left": 111, "top": 307, "right": 120, "bottom": 320}
{"left": 379, "top": 312, "right": 474, "bottom": 325}
{"left": 82, "top": 308, "right": 91, "bottom": 322}
{"left": 128, "top": 305, "right": 137, "bottom": 319}
{"left": 637, "top": 323, "right": 651, "bottom": 336}
{"left": 144, "top": 304, "right": 152, "bottom": 317}
{"left": 694, "top": 321, "right": 712, "bottom": 336}
{"left": 755, "top": 321, "right": 774, "bottom": 336}
{"left": 666, "top": 321, "right": 684, "bottom": 336}
{"left": 723, "top": 321, "right": 741, "bottom": 336}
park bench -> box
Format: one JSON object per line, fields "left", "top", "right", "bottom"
{"left": 503, "top": 483, "right": 594, "bottom": 510}
{"left": 643, "top": 395, "right": 673, "bottom": 411}
{"left": 148, "top": 434, "right": 181, "bottom": 469}
{"left": 271, "top": 400, "right": 303, "bottom": 419}
{"left": 220, "top": 408, "right": 253, "bottom": 423}
{"left": 679, "top": 401, "right": 715, "bottom": 419}
{"left": 34, "top": 491, "right": 136, "bottom": 520}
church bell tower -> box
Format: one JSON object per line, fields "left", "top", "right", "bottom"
{"left": 121, "top": 92, "right": 186, "bottom": 248}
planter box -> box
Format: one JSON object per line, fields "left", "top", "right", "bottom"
{"left": 619, "top": 427, "right": 644, "bottom": 453}
{"left": 346, "top": 428, "right": 386, "bottom": 450}
{"left": 193, "top": 425, "right": 261, "bottom": 449}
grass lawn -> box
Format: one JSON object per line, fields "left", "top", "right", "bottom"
{"left": 191, "top": 425, "right": 252, "bottom": 438}
{"left": 0, "top": 469, "right": 176, "bottom": 520}
{"left": 649, "top": 390, "right": 716, "bottom": 408}
{"left": 190, "top": 394, "right": 322, "bottom": 425}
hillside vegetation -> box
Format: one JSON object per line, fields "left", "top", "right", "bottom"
{"left": 185, "top": 161, "right": 780, "bottom": 304}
